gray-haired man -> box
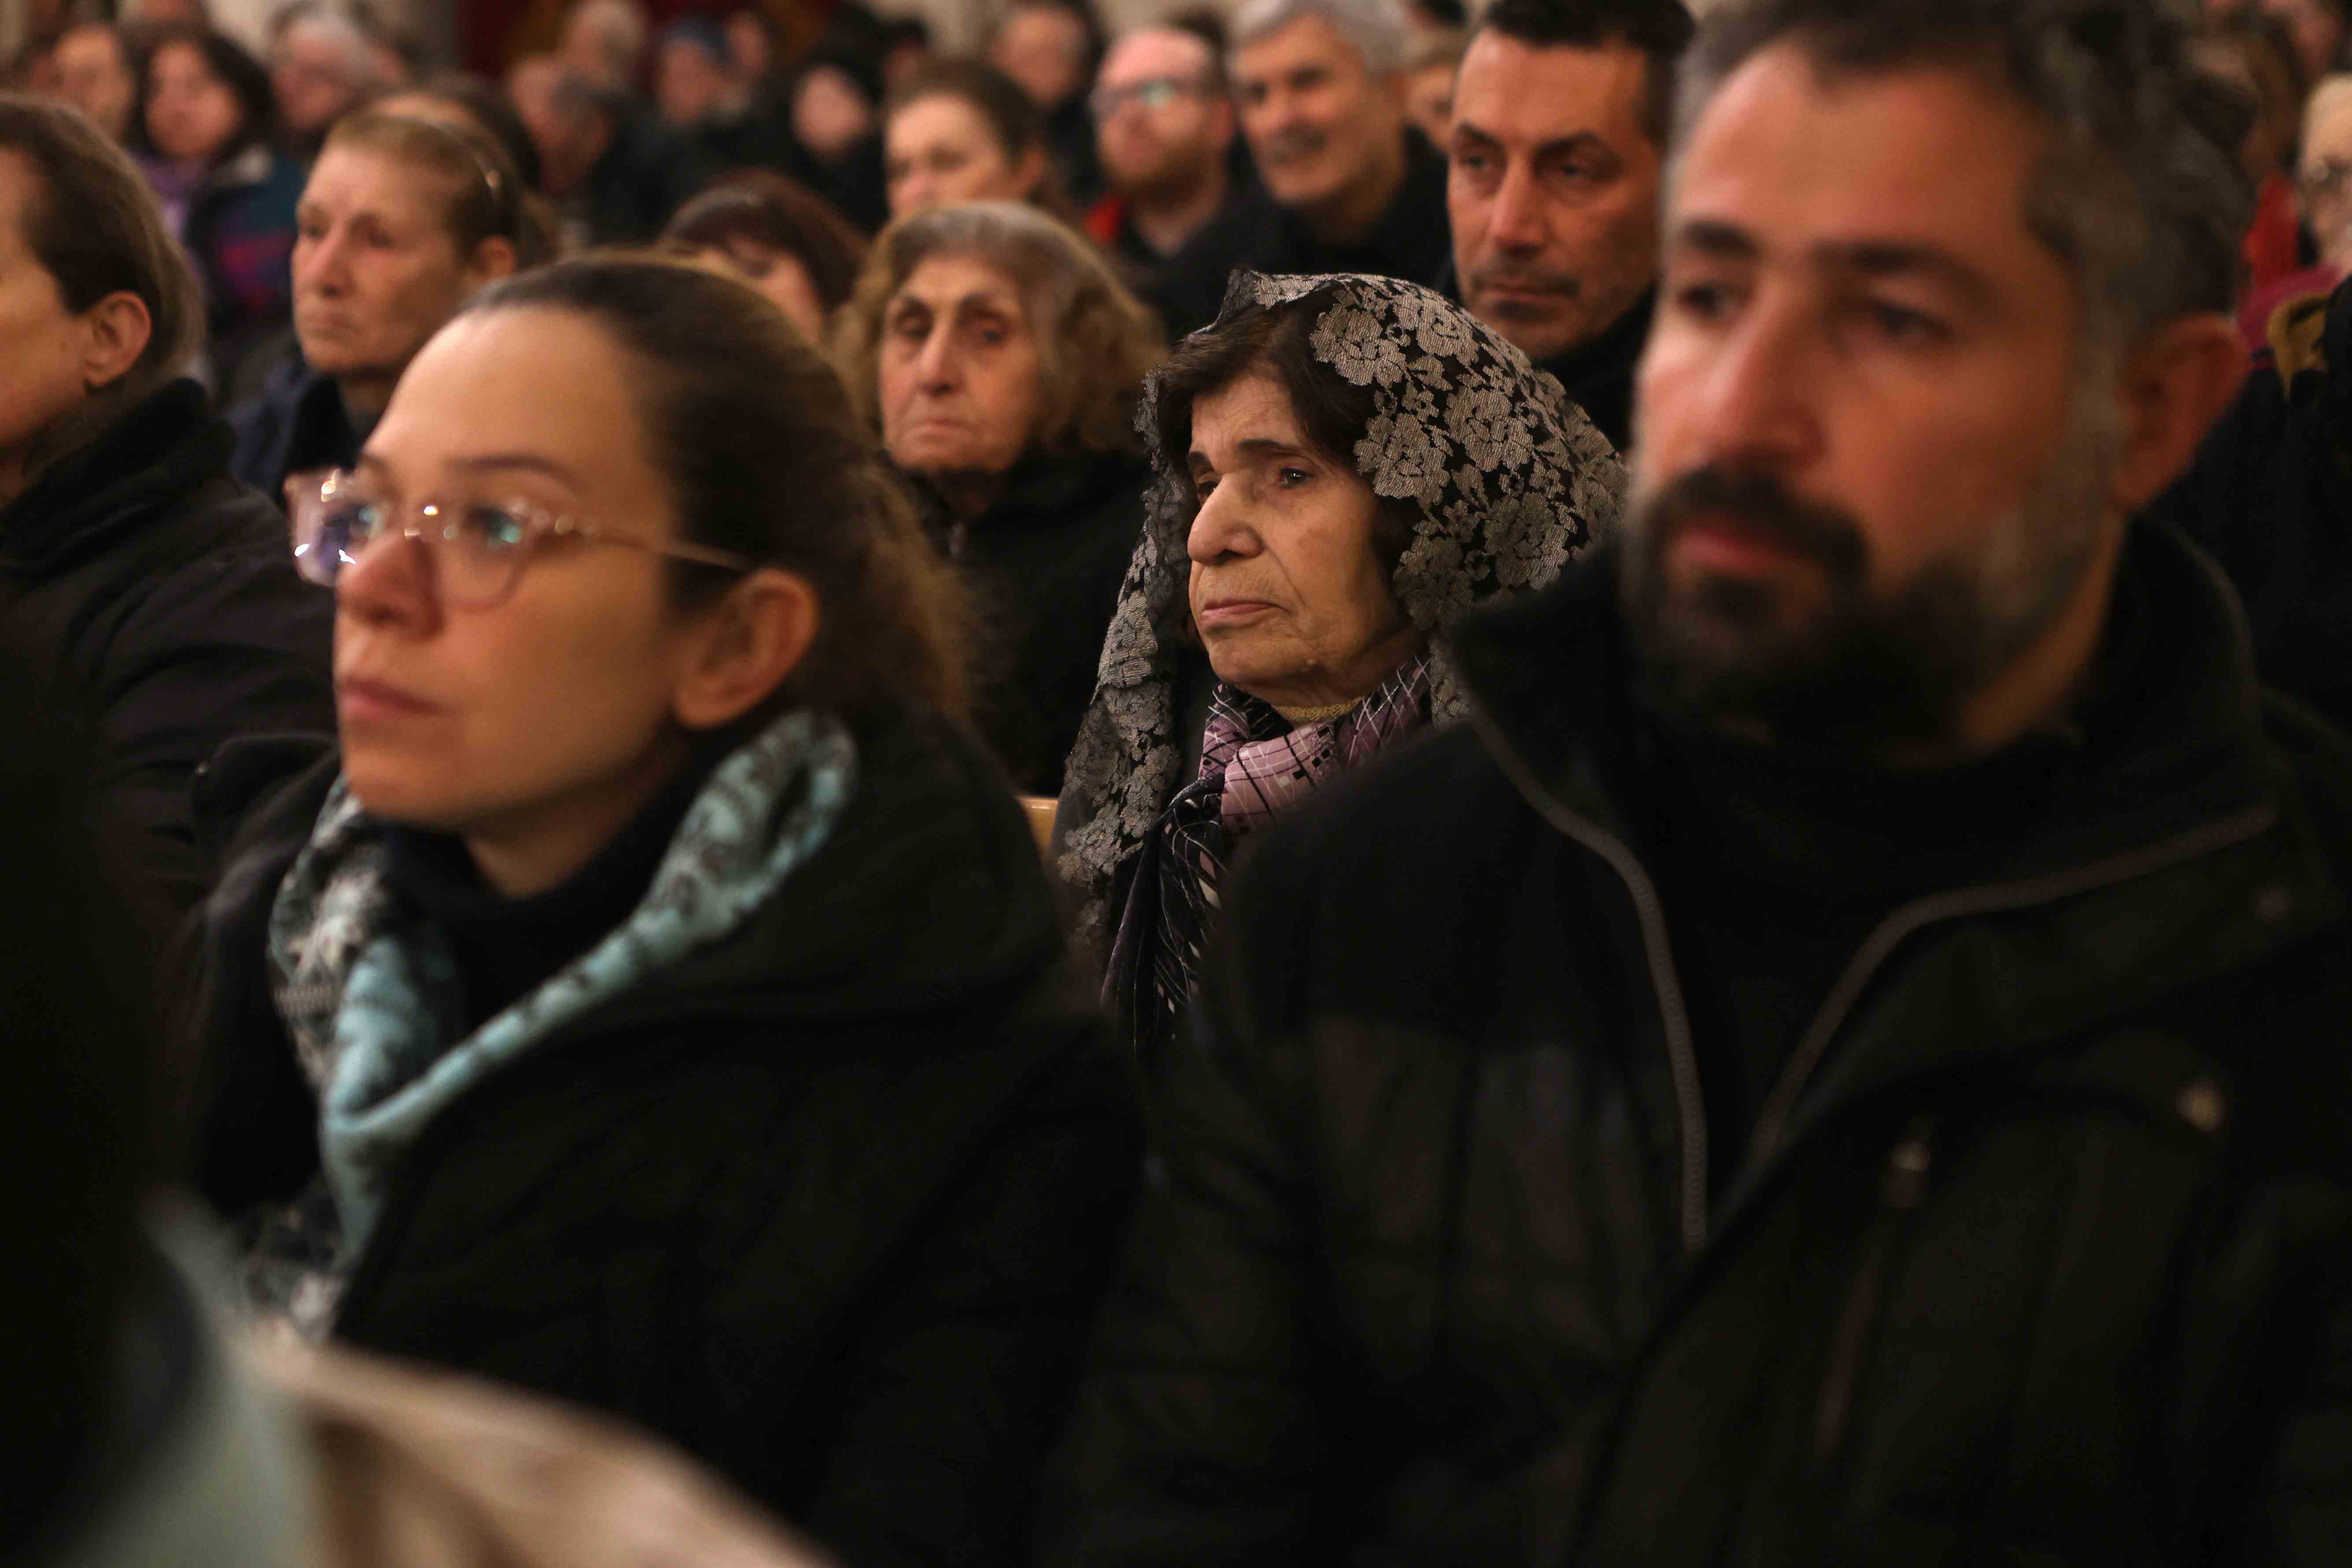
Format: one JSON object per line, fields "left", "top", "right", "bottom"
{"left": 1225, "top": 0, "right": 1453, "bottom": 287}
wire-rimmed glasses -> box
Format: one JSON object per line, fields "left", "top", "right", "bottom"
{"left": 286, "top": 468, "right": 754, "bottom": 610}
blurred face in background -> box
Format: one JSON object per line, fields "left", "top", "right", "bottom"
{"left": 2300, "top": 81, "right": 2352, "bottom": 263}
{"left": 877, "top": 251, "right": 1044, "bottom": 484}
{"left": 1233, "top": 15, "right": 1407, "bottom": 220}
{"left": 687, "top": 240, "right": 827, "bottom": 340}
{"left": 993, "top": 4, "right": 1092, "bottom": 111}
{"left": 1448, "top": 30, "right": 1662, "bottom": 366}
{"left": 1093, "top": 29, "right": 1230, "bottom": 199}
{"left": 1403, "top": 55, "right": 1455, "bottom": 143}
{"left": 657, "top": 34, "right": 732, "bottom": 127}
{"left": 144, "top": 40, "right": 246, "bottom": 167}
{"left": 791, "top": 65, "right": 876, "bottom": 161}
{"left": 2261, "top": 0, "right": 2349, "bottom": 80}
{"left": 294, "top": 145, "right": 516, "bottom": 408}
{"left": 273, "top": 18, "right": 370, "bottom": 143}
{"left": 884, "top": 92, "right": 1040, "bottom": 216}
{"left": 54, "top": 25, "right": 135, "bottom": 143}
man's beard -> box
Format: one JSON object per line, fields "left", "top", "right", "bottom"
{"left": 1618, "top": 392, "right": 2119, "bottom": 761}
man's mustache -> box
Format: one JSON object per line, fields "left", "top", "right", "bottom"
{"left": 1260, "top": 126, "right": 1328, "bottom": 163}
{"left": 1635, "top": 464, "right": 1870, "bottom": 585}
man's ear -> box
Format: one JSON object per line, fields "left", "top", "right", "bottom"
{"left": 78, "top": 291, "right": 153, "bottom": 393}
{"left": 2109, "top": 312, "right": 2247, "bottom": 512}
{"left": 672, "top": 567, "right": 823, "bottom": 731}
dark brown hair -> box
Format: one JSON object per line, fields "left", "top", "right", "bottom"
{"left": 884, "top": 55, "right": 1045, "bottom": 166}
{"left": 131, "top": 22, "right": 278, "bottom": 165}
{"left": 661, "top": 170, "right": 870, "bottom": 314}
{"left": 462, "top": 256, "right": 971, "bottom": 723}
{"left": 0, "top": 93, "right": 203, "bottom": 474}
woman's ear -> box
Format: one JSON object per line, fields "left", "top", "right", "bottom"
{"left": 78, "top": 291, "right": 153, "bottom": 393}
{"left": 672, "top": 567, "right": 823, "bottom": 730}
{"left": 467, "top": 235, "right": 520, "bottom": 289}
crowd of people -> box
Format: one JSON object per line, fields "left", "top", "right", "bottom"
{"left": 6, "top": 0, "right": 2352, "bottom": 1561}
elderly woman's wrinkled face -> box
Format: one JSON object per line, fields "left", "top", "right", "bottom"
{"left": 1186, "top": 371, "right": 1419, "bottom": 709}
{"left": 878, "top": 252, "right": 1044, "bottom": 482}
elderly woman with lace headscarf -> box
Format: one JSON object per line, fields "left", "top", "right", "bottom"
{"left": 1054, "top": 271, "right": 1627, "bottom": 1068}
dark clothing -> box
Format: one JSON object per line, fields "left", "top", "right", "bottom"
{"left": 924, "top": 450, "right": 1149, "bottom": 796}
{"left": 1045, "top": 96, "right": 1105, "bottom": 209}
{"left": 577, "top": 113, "right": 706, "bottom": 245}
{"left": 184, "top": 702, "right": 1142, "bottom": 1568}
{"left": 169, "top": 145, "right": 305, "bottom": 395}
{"left": 1041, "top": 521, "right": 2352, "bottom": 1565}
{"left": 380, "top": 752, "right": 712, "bottom": 1027}
{"left": 0, "top": 381, "right": 334, "bottom": 910}
{"left": 2144, "top": 274, "right": 2352, "bottom": 732}
{"left": 1532, "top": 288, "right": 1652, "bottom": 454}
{"left": 1235, "top": 129, "right": 1452, "bottom": 295}
{"left": 1091, "top": 165, "right": 1287, "bottom": 340}
{"left": 228, "top": 359, "right": 374, "bottom": 507}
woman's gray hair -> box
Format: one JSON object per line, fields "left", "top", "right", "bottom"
{"left": 1232, "top": 0, "right": 1411, "bottom": 77}
{"left": 1675, "top": 0, "right": 2252, "bottom": 370}
{"left": 830, "top": 200, "right": 1164, "bottom": 459}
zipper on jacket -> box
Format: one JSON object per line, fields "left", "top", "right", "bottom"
{"left": 1812, "top": 1116, "right": 1935, "bottom": 1465}
{"left": 1748, "top": 802, "right": 2279, "bottom": 1166}
{"left": 1468, "top": 699, "right": 1710, "bottom": 1254}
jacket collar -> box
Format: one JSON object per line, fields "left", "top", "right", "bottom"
{"left": 1451, "top": 522, "right": 2348, "bottom": 1230}
{"left": 0, "top": 381, "right": 228, "bottom": 577}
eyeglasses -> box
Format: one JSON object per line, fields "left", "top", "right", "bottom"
{"left": 1089, "top": 75, "right": 1207, "bottom": 119}
{"left": 286, "top": 468, "right": 754, "bottom": 610}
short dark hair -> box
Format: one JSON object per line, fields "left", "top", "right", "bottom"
{"left": 1477, "top": 0, "right": 1696, "bottom": 145}
{"left": 662, "top": 169, "right": 870, "bottom": 314}
{"left": 464, "top": 257, "right": 972, "bottom": 724}
{"left": 1144, "top": 293, "right": 1418, "bottom": 641}
{"left": 0, "top": 94, "right": 203, "bottom": 471}
{"left": 1682, "top": 0, "right": 2252, "bottom": 355}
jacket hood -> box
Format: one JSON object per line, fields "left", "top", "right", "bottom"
{"left": 0, "top": 381, "right": 228, "bottom": 578}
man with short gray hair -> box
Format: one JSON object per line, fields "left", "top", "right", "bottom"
{"left": 1224, "top": 0, "right": 1452, "bottom": 287}
{"left": 1041, "top": 0, "right": 2352, "bottom": 1562}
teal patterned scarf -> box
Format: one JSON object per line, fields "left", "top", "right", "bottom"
{"left": 263, "top": 708, "right": 858, "bottom": 1313}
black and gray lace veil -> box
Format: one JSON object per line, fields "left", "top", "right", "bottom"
{"left": 1054, "top": 271, "right": 1630, "bottom": 946}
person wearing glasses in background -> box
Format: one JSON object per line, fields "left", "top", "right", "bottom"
{"left": 1084, "top": 24, "right": 1280, "bottom": 336}
{"left": 182, "top": 255, "right": 1139, "bottom": 1568}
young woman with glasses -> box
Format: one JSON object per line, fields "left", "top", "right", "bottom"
{"left": 185, "top": 254, "right": 1140, "bottom": 1568}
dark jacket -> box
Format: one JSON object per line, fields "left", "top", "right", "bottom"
{"left": 1094, "top": 165, "right": 1288, "bottom": 341}
{"left": 1040, "top": 522, "right": 2352, "bottom": 1565}
{"left": 2144, "top": 275, "right": 2352, "bottom": 732}
{"left": 229, "top": 358, "right": 368, "bottom": 507}
{"left": 1532, "top": 289, "right": 1651, "bottom": 455}
{"left": 927, "top": 451, "right": 1149, "bottom": 796}
{"left": 0, "top": 380, "right": 334, "bottom": 911}
{"left": 175, "top": 144, "right": 305, "bottom": 395}
{"left": 1233, "top": 129, "right": 1453, "bottom": 296}
{"left": 184, "top": 702, "right": 1142, "bottom": 1568}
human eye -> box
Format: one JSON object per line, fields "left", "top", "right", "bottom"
{"left": 448, "top": 500, "right": 532, "bottom": 554}
{"left": 1274, "top": 465, "right": 1312, "bottom": 488}
{"left": 1671, "top": 274, "right": 1744, "bottom": 325}
{"left": 1851, "top": 296, "right": 1951, "bottom": 349}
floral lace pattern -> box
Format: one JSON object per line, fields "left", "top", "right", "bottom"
{"left": 1056, "top": 271, "right": 1628, "bottom": 946}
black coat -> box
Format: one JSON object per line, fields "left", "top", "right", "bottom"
{"left": 0, "top": 380, "right": 334, "bottom": 911}
{"left": 185, "top": 702, "right": 1141, "bottom": 1568}
{"left": 228, "top": 359, "right": 367, "bottom": 508}
{"left": 930, "top": 451, "right": 1148, "bottom": 796}
{"left": 2144, "top": 274, "right": 2352, "bottom": 732}
{"left": 1228, "top": 129, "right": 1453, "bottom": 296}
{"left": 1041, "top": 523, "right": 2352, "bottom": 1565}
